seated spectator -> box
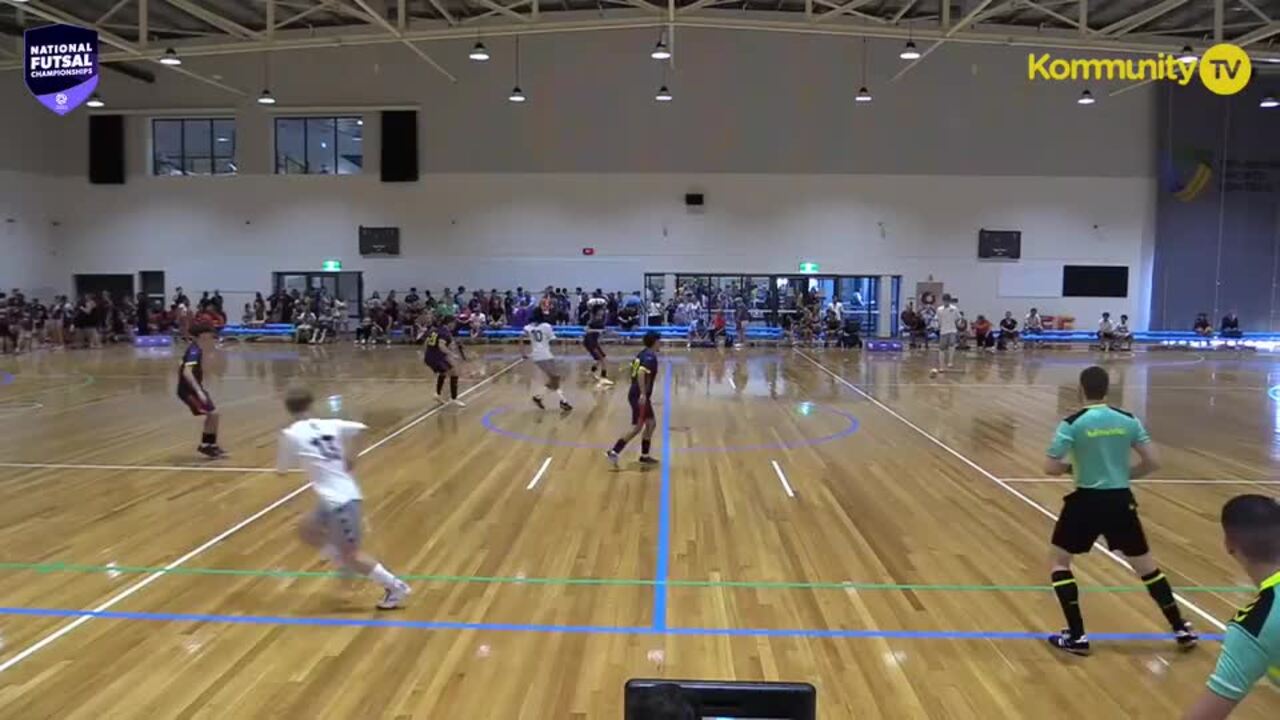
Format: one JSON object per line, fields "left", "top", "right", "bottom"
{"left": 1194, "top": 312, "right": 1214, "bottom": 337}
{"left": 973, "top": 314, "right": 995, "bottom": 350}
{"left": 1221, "top": 310, "right": 1242, "bottom": 339}
{"left": 313, "top": 308, "right": 334, "bottom": 344}
{"left": 356, "top": 310, "right": 375, "bottom": 346}
{"left": 839, "top": 317, "right": 863, "bottom": 349}
{"left": 294, "top": 307, "right": 315, "bottom": 344}
{"left": 620, "top": 303, "right": 641, "bottom": 331}
{"left": 1098, "top": 312, "right": 1117, "bottom": 351}
{"left": 900, "top": 302, "right": 923, "bottom": 348}
{"left": 241, "top": 303, "right": 254, "bottom": 326}
{"left": 1115, "top": 314, "right": 1133, "bottom": 350}
{"left": 708, "top": 309, "right": 726, "bottom": 346}
{"left": 998, "top": 311, "right": 1019, "bottom": 350}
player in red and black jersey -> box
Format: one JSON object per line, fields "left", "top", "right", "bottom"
{"left": 423, "top": 316, "right": 467, "bottom": 407}
{"left": 178, "top": 324, "right": 226, "bottom": 458}
{"left": 606, "top": 331, "right": 661, "bottom": 468}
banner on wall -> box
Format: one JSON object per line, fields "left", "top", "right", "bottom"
{"left": 24, "top": 24, "right": 99, "bottom": 115}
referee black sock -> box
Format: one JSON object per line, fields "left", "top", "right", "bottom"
{"left": 600, "top": 366, "right": 607, "bottom": 379}
{"left": 641, "top": 439, "right": 652, "bottom": 456}
{"left": 449, "top": 375, "right": 459, "bottom": 400}
{"left": 436, "top": 374, "right": 446, "bottom": 395}
{"left": 200, "top": 433, "right": 216, "bottom": 446}
{"left": 1141, "top": 570, "right": 1185, "bottom": 630}
{"left": 1051, "top": 570, "right": 1085, "bottom": 638}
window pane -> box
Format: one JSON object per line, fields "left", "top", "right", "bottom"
{"left": 153, "top": 119, "right": 183, "bottom": 175}
{"left": 276, "top": 118, "right": 306, "bottom": 174}
{"left": 214, "top": 159, "right": 236, "bottom": 175}
{"left": 213, "top": 119, "right": 235, "bottom": 160}
{"left": 306, "top": 117, "right": 335, "bottom": 175}
{"left": 182, "top": 119, "right": 212, "bottom": 176}
{"left": 336, "top": 117, "right": 363, "bottom": 175}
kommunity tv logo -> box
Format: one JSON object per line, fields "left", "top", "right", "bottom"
{"left": 1027, "top": 43, "right": 1252, "bottom": 96}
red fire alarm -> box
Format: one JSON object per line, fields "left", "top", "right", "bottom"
{"left": 582, "top": 247, "right": 595, "bottom": 256}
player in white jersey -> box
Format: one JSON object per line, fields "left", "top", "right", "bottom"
{"left": 525, "top": 309, "right": 573, "bottom": 412}
{"left": 931, "top": 295, "right": 961, "bottom": 376}
{"left": 275, "top": 387, "right": 411, "bottom": 610}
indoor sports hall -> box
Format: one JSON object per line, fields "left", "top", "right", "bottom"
{"left": 1, "top": 1, "right": 1279, "bottom": 718}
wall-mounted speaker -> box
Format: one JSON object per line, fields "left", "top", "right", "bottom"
{"left": 381, "top": 110, "right": 419, "bottom": 183}
{"left": 89, "top": 115, "right": 125, "bottom": 185}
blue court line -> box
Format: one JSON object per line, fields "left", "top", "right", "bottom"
{"left": 654, "top": 363, "right": 674, "bottom": 631}
{"left": 0, "top": 372, "right": 13, "bottom": 386}
{"left": 0, "top": 607, "right": 1225, "bottom": 643}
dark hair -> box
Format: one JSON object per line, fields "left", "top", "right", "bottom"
{"left": 643, "top": 330, "right": 661, "bottom": 348}
{"left": 1222, "top": 494, "right": 1280, "bottom": 562}
{"left": 530, "top": 307, "right": 545, "bottom": 324}
{"left": 284, "top": 386, "right": 314, "bottom": 415}
{"left": 190, "top": 323, "right": 215, "bottom": 337}
{"left": 1079, "top": 365, "right": 1109, "bottom": 401}
{"left": 625, "top": 684, "right": 697, "bottom": 720}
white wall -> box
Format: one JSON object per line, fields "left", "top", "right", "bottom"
{"left": 0, "top": 30, "right": 1158, "bottom": 326}
{"left": 0, "top": 172, "right": 61, "bottom": 300}
{"left": 48, "top": 171, "right": 1153, "bottom": 325}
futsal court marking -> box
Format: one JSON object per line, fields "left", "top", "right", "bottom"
{"left": 771, "top": 460, "right": 796, "bottom": 498}
{"left": 795, "top": 350, "right": 1229, "bottom": 633}
{"left": 526, "top": 457, "right": 553, "bottom": 490}
{"left": 1004, "top": 478, "right": 1280, "bottom": 486}
{"left": 0, "top": 607, "right": 1229, "bottom": 644}
{"left": 0, "top": 560, "right": 1257, "bottom": 594}
{"left": 0, "top": 461, "right": 294, "bottom": 474}
{"left": 0, "top": 359, "right": 523, "bottom": 676}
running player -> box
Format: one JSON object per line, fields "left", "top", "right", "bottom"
{"left": 584, "top": 291, "right": 613, "bottom": 387}
{"left": 606, "top": 330, "right": 661, "bottom": 468}
{"left": 1183, "top": 494, "right": 1280, "bottom": 719}
{"left": 931, "top": 294, "right": 960, "bottom": 376}
{"left": 525, "top": 309, "right": 573, "bottom": 411}
{"left": 177, "top": 323, "right": 226, "bottom": 458}
{"left": 275, "top": 386, "right": 411, "bottom": 610}
{"left": 1043, "top": 365, "right": 1197, "bottom": 655}
{"left": 423, "top": 315, "right": 466, "bottom": 407}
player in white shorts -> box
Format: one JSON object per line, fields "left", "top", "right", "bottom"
{"left": 524, "top": 309, "right": 573, "bottom": 412}
{"left": 932, "top": 295, "right": 961, "bottom": 375}
{"left": 276, "top": 387, "right": 411, "bottom": 610}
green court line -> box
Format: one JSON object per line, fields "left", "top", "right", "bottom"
{"left": 0, "top": 561, "right": 1255, "bottom": 594}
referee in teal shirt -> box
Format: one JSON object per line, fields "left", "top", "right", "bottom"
{"left": 1043, "top": 366, "right": 1198, "bottom": 655}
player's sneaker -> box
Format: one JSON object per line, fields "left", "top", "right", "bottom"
{"left": 450, "top": 398, "right": 467, "bottom": 408}
{"left": 559, "top": 400, "right": 573, "bottom": 412}
{"left": 605, "top": 450, "right": 620, "bottom": 468}
{"left": 597, "top": 377, "right": 615, "bottom": 387}
{"left": 1046, "top": 630, "right": 1090, "bottom": 656}
{"left": 198, "top": 444, "right": 227, "bottom": 459}
{"left": 532, "top": 396, "right": 545, "bottom": 410}
{"left": 376, "top": 582, "right": 410, "bottom": 610}
{"left": 638, "top": 455, "right": 659, "bottom": 466}
{"left": 1174, "top": 622, "right": 1199, "bottom": 650}
{"left": 435, "top": 392, "right": 446, "bottom": 404}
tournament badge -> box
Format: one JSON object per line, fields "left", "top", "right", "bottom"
{"left": 24, "top": 24, "right": 100, "bottom": 115}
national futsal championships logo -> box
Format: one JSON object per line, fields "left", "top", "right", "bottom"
{"left": 23, "top": 24, "right": 100, "bottom": 115}
{"left": 1027, "top": 43, "right": 1252, "bottom": 96}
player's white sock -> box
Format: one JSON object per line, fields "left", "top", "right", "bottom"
{"left": 368, "top": 563, "right": 401, "bottom": 590}
{"left": 556, "top": 389, "right": 567, "bottom": 402}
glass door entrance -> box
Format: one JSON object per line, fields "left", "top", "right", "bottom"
{"left": 273, "top": 271, "right": 363, "bottom": 318}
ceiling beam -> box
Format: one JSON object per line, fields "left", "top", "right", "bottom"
{"left": 426, "top": 0, "right": 457, "bottom": 24}
{"left": 160, "top": 0, "right": 262, "bottom": 39}
{"left": 1078, "top": 0, "right": 1086, "bottom": 36}
{"left": 1213, "top": 0, "right": 1223, "bottom": 43}
{"left": 1097, "top": 0, "right": 1188, "bottom": 37}
{"left": 473, "top": 0, "right": 533, "bottom": 22}
{"left": 347, "top": 0, "right": 458, "bottom": 81}
{"left": 1237, "top": 0, "right": 1272, "bottom": 24}
{"left": 1232, "top": 20, "right": 1280, "bottom": 46}
{"left": 892, "top": 0, "right": 998, "bottom": 82}
{"left": 7, "top": 8, "right": 1280, "bottom": 72}
{"left": 1021, "top": 0, "right": 1081, "bottom": 31}
{"left": 890, "top": 0, "right": 918, "bottom": 24}
{"left": 813, "top": 0, "right": 877, "bottom": 23}
{"left": 139, "top": 0, "right": 148, "bottom": 46}
{"left": 96, "top": 0, "right": 134, "bottom": 26}
{"left": 6, "top": 0, "right": 245, "bottom": 95}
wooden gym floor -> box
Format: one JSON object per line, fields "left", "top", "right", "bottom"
{"left": 0, "top": 342, "right": 1277, "bottom": 719}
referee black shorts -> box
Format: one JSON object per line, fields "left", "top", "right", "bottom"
{"left": 1051, "top": 488, "right": 1150, "bottom": 557}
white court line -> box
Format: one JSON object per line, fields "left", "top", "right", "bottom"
{"left": 796, "top": 350, "right": 1228, "bottom": 632}
{"left": 771, "top": 460, "right": 796, "bottom": 498}
{"left": 0, "top": 358, "right": 522, "bottom": 676}
{"left": 1004, "top": 478, "right": 1280, "bottom": 486}
{"left": 0, "top": 462, "right": 287, "bottom": 474}
{"left": 526, "top": 457, "right": 553, "bottom": 490}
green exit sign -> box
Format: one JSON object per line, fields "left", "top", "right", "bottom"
{"left": 321, "top": 259, "right": 343, "bottom": 271}
{"left": 798, "top": 262, "right": 820, "bottom": 274}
